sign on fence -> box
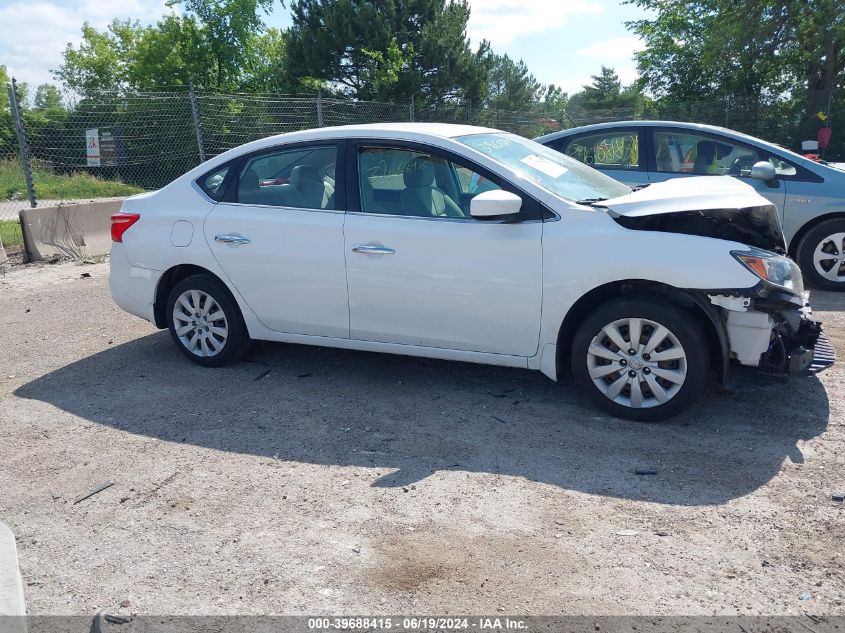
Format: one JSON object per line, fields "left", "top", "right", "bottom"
{"left": 86, "top": 128, "right": 125, "bottom": 167}
{"left": 86, "top": 128, "right": 100, "bottom": 166}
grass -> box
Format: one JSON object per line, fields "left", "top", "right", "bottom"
{"left": 0, "top": 158, "right": 144, "bottom": 202}
{"left": 0, "top": 219, "right": 23, "bottom": 248}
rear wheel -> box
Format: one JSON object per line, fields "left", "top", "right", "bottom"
{"left": 166, "top": 274, "right": 248, "bottom": 367}
{"left": 796, "top": 218, "right": 845, "bottom": 290}
{"left": 571, "top": 297, "right": 709, "bottom": 421}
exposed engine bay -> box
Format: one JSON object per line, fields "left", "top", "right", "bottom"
{"left": 612, "top": 205, "right": 786, "bottom": 253}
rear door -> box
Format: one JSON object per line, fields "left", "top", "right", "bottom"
{"left": 646, "top": 127, "right": 786, "bottom": 215}
{"left": 344, "top": 141, "right": 543, "bottom": 356}
{"left": 203, "top": 141, "right": 350, "bottom": 338}
{"left": 554, "top": 127, "right": 648, "bottom": 187}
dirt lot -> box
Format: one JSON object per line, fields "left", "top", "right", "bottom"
{"left": 1, "top": 260, "right": 843, "bottom": 616}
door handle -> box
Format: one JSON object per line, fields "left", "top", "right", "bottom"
{"left": 215, "top": 234, "right": 251, "bottom": 245}
{"left": 352, "top": 244, "right": 395, "bottom": 255}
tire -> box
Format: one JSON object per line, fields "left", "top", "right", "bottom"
{"left": 570, "top": 296, "right": 709, "bottom": 422}
{"left": 796, "top": 218, "right": 845, "bottom": 291}
{"left": 165, "top": 274, "right": 249, "bottom": 367}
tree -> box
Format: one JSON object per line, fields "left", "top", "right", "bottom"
{"left": 55, "top": 1, "right": 292, "bottom": 92}
{"left": 167, "top": 0, "right": 279, "bottom": 89}
{"left": 484, "top": 54, "right": 542, "bottom": 111}
{"left": 627, "top": 0, "right": 845, "bottom": 140}
{"left": 284, "top": 0, "right": 488, "bottom": 105}
{"left": 537, "top": 84, "right": 569, "bottom": 114}
{"left": 33, "top": 85, "right": 64, "bottom": 111}
{"left": 575, "top": 66, "right": 642, "bottom": 110}
{"left": 1, "top": 65, "right": 15, "bottom": 158}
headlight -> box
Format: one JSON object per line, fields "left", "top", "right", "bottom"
{"left": 731, "top": 249, "right": 804, "bottom": 294}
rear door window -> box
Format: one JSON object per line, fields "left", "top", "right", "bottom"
{"left": 564, "top": 129, "right": 641, "bottom": 171}
{"left": 236, "top": 145, "right": 338, "bottom": 209}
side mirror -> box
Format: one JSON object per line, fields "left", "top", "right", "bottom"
{"left": 750, "top": 161, "right": 777, "bottom": 182}
{"left": 470, "top": 190, "right": 522, "bottom": 219}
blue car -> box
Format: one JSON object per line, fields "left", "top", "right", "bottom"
{"left": 537, "top": 121, "right": 845, "bottom": 290}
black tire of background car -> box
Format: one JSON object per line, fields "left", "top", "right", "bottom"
{"left": 796, "top": 218, "right": 845, "bottom": 291}
{"left": 166, "top": 274, "right": 250, "bottom": 367}
{"left": 570, "top": 296, "right": 710, "bottom": 422}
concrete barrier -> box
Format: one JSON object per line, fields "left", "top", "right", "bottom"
{"left": 0, "top": 522, "right": 24, "bottom": 617}
{"left": 19, "top": 199, "right": 124, "bottom": 262}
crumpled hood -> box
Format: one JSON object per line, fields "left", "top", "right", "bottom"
{"left": 600, "top": 176, "right": 787, "bottom": 253}
{"left": 599, "top": 176, "right": 769, "bottom": 217}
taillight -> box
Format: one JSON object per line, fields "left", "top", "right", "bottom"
{"left": 111, "top": 213, "right": 140, "bottom": 242}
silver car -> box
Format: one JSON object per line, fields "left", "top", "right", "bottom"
{"left": 537, "top": 121, "right": 845, "bottom": 290}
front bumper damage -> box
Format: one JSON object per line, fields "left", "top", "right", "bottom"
{"left": 707, "top": 285, "right": 835, "bottom": 381}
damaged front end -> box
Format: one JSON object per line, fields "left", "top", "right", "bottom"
{"left": 706, "top": 284, "right": 834, "bottom": 381}
{"left": 613, "top": 204, "right": 786, "bottom": 253}
{"left": 598, "top": 176, "right": 834, "bottom": 379}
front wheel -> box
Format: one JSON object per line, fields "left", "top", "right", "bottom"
{"left": 571, "top": 297, "right": 710, "bottom": 422}
{"left": 796, "top": 218, "right": 845, "bottom": 290}
{"left": 166, "top": 274, "right": 248, "bottom": 367}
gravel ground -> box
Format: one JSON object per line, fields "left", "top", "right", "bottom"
{"left": 0, "top": 260, "right": 843, "bottom": 616}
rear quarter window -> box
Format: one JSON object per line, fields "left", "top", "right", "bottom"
{"left": 198, "top": 164, "right": 231, "bottom": 201}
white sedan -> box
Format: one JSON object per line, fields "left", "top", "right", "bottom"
{"left": 109, "top": 123, "right": 833, "bottom": 421}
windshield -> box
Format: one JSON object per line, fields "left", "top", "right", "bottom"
{"left": 457, "top": 132, "right": 631, "bottom": 203}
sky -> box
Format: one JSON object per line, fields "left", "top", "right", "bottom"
{"left": 0, "top": 0, "right": 649, "bottom": 96}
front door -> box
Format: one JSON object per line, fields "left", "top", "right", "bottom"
{"left": 204, "top": 142, "right": 349, "bottom": 338}
{"left": 647, "top": 128, "right": 787, "bottom": 215}
{"left": 344, "top": 144, "right": 543, "bottom": 357}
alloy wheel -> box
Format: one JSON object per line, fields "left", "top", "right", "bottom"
{"left": 171, "top": 289, "right": 229, "bottom": 357}
{"left": 586, "top": 317, "right": 687, "bottom": 409}
{"left": 812, "top": 232, "right": 845, "bottom": 283}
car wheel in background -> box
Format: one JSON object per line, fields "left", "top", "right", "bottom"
{"left": 796, "top": 218, "right": 845, "bottom": 291}
{"left": 571, "top": 296, "right": 709, "bottom": 422}
{"left": 166, "top": 274, "right": 249, "bottom": 367}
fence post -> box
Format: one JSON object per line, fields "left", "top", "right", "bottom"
{"left": 409, "top": 95, "right": 415, "bottom": 122}
{"left": 466, "top": 102, "right": 472, "bottom": 125}
{"left": 316, "top": 94, "right": 325, "bottom": 127}
{"left": 7, "top": 78, "right": 36, "bottom": 209}
{"left": 188, "top": 79, "right": 206, "bottom": 164}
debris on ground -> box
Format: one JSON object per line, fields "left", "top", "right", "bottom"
{"left": 615, "top": 529, "right": 639, "bottom": 536}
{"left": 73, "top": 481, "right": 115, "bottom": 505}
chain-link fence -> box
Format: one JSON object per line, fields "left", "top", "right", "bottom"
{"left": 0, "top": 82, "right": 826, "bottom": 260}
{"left": 0, "top": 84, "right": 571, "bottom": 258}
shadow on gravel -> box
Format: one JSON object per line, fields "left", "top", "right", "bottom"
{"left": 16, "top": 331, "right": 830, "bottom": 505}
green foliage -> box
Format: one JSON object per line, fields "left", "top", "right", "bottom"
{"left": 627, "top": 0, "right": 845, "bottom": 151}
{"left": 55, "top": 1, "right": 296, "bottom": 93}
{"left": 0, "top": 158, "right": 143, "bottom": 202}
{"left": 1, "top": 65, "right": 14, "bottom": 157}
{"left": 579, "top": 66, "right": 641, "bottom": 110}
{"left": 0, "top": 220, "right": 23, "bottom": 248}
{"left": 34, "top": 85, "right": 64, "bottom": 111}
{"left": 284, "top": 0, "right": 487, "bottom": 105}
{"left": 537, "top": 84, "right": 569, "bottom": 114}
{"left": 484, "top": 54, "right": 543, "bottom": 111}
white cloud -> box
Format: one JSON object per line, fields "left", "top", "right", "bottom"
{"left": 548, "top": 77, "right": 593, "bottom": 95}
{"left": 0, "top": 0, "right": 174, "bottom": 87}
{"left": 575, "top": 36, "right": 645, "bottom": 59}
{"left": 466, "top": 0, "right": 604, "bottom": 47}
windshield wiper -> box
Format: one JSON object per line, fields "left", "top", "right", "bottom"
{"left": 576, "top": 197, "right": 609, "bottom": 205}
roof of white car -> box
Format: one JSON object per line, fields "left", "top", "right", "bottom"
{"left": 186, "top": 122, "right": 506, "bottom": 178}
{"left": 276, "top": 122, "right": 499, "bottom": 141}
